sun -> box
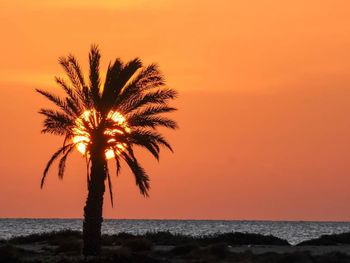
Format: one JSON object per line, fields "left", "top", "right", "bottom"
{"left": 72, "top": 110, "right": 130, "bottom": 159}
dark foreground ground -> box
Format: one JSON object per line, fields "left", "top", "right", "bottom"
{"left": 2, "top": 230, "right": 350, "bottom": 262}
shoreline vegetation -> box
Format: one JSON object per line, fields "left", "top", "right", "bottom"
{"left": 2, "top": 230, "right": 350, "bottom": 262}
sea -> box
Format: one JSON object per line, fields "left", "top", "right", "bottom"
{"left": 1, "top": 219, "right": 350, "bottom": 245}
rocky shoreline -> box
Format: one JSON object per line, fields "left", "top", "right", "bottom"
{"left": 2, "top": 230, "right": 350, "bottom": 262}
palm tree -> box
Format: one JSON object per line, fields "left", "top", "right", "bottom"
{"left": 36, "top": 45, "right": 177, "bottom": 256}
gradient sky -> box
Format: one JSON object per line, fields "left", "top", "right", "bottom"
{"left": 1, "top": 0, "right": 350, "bottom": 220}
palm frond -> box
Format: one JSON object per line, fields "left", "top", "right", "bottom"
{"left": 115, "top": 157, "right": 121, "bottom": 176}
{"left": 128, "top": 115, "right": 178, "bottom": 129}
{"left": 114, "top": 64, "right": 165, "bottom": 108}
{"left": 114, "top": 58, "right": 143, "bottom": 94}
{"left": 102, "top": 58, "right": 142, "bottom": 112}
{"left": 133, "top": 64, "right": 165, "bottom": 90}
{"left": 106, "top": 167, "right": 114, "bottom": 207}
{"left": 65, "top": 97, "right": 79, "bottom": 116}
{"left": 121, "top": 149, "right": 150, "bottom": 197}
{"left": 55, "top": 77, "right": 83, "bottom": 110}
{"left": 126, "top": 105, "right": 177, "bottom": 119}
{"left": 59, "top": 57, "right": 83, "bottom": 91}
{"left": 129, "top": 128, "right": 173, "bottom": 152}
{"left": 89, "top": 44, "right": 101, "bottom": 107}
{"left": 39, "top": 108, "right": 74, "bottom": 135}
{"left": 119, "top": 88, "right": 177, "bottom": 114}
{"left": 139, "top": 141, "right": 160, "bottom": 160}
{"left": 101, "top": 58, "right": 123, "bottom": 111}
{"left": 36, "top": 89, "right": 76, "bottom": 116}
{"left": 41, "top": 144, "right": 74, "bottom": 188}
{"left": 122, "top": 64, "right": 164, "bottom": 94}
{"left": 42, "top": 120, "right": 71, "bottom": 136}
{"left": 63, "top": 133, "right": 72, "bottom": 148}
{"left": 82, "top": 85, "right": 93, "bottom": 109}
{"left": 55, "top": 77, "right": 83, "bottom": 114}
{"left": 67, "top": 54, "right": 86, "bottom": 88}
{"left": 58, "top": 145, "right": 75, "bottom": 179}
{"left": 59, "top": 56, "right": 92, "bottom": 108}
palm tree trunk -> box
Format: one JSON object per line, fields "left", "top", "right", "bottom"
{"left": 82, "top": 148, "right": 106, "bottom": 256}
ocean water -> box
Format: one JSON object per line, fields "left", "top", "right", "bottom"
{"left": 1, "top": 219, "right": 350, "bottom": 245}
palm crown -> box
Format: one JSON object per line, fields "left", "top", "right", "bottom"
{"left": 37, "top": 45, "right": 177, "bottom": 204}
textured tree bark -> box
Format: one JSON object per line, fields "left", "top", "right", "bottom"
{"left": 82, "top": 145, "right": 106, "bottom": 256}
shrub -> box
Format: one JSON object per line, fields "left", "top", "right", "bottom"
{"left": 0, "top": 244, "right": 22, "bottom": 263}
{"left": 315, "top": 252, "right": 350, "bottom": 263}
{"left": 122, "top": 238, "right": 153, "bottom": 252}
{"left": 199, "top": 232, "right": 290, "bottom": 246}
{"left": 144, "top": 231, "right": 194, "bottom": 246}
{"left": 101, "top": 233, "right": 136, "bottom": 246}
{"left": 55, "top": 240, "right": 82, "bottom": 254}
{"left": 257, "top": 252, "right": 313, "bottom": 263}
{"left": 9, "top": 230, "right": 81, "bottom": 245}
{"left": 206, "top": 242, "right": 229, "bottom": 259}
{"left": 171, "top": 243, "right": 199, "bottom": 256}
{"left": 297, "top": 232, "right": 350, "bottom": 246}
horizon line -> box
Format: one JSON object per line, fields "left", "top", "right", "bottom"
{"left": 0, "top": 217, "right": 350, "bottom": 223}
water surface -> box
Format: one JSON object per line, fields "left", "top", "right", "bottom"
{"left": 1, "top": 219, "right": 350, "bottom": 245}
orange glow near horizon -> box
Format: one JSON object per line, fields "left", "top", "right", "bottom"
{"left": 72, "top": 110, "right": 130, "bottom": 159}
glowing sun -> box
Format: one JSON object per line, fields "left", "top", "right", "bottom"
{"left": 72, "top": 110, "right": 130, "bottom": 159}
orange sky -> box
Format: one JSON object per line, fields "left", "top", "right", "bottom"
{"left": 1, "top": 0, "right": 350, "bottom": 221}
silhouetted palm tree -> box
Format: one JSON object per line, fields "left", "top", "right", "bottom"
{"left": 37, "top": 45, "right": 177, "bottom": 256}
